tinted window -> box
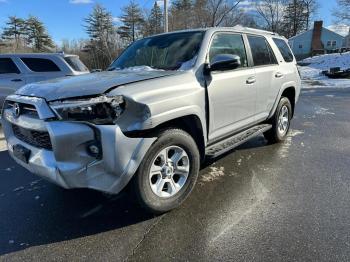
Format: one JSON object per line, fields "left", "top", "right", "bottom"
{"left": 209, "top": 33, "right": 248, "bottom": 68}
{"left": 0, "top": 58, "right": 20, "bottom": 74}
{"left": 273, "top": 38, "right": 294, "bottom": 62}
{"left": 64, "top": 56, "right": 88, "bottom": 72}
{"left": 248, "top": 36, "right": 277, "bottom": 66}
{"left": 21, "top": 58, "right": 60, "bottom": 72}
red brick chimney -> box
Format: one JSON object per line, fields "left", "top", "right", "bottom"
{"left": 311, "top": 21, "right": 324, "bottom": 55}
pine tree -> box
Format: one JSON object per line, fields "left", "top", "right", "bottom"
{"left": 169, "top": 0, "right": 193, "bottom": 30}
{"left": 84, "top": 4, "right": 114, "bottom": 45}
{"left": 282, "top": 0, "right": 308, "bottom": 38}
{"left": 1, "top": 16, "right": 26, "bottom": 50}
{"left": 26, "top": 16, "right": 54, "bottom": 51}
{"left": 118, "top": 0, "right": 144, "bottom": 42}
{"left": 148, "top": 2, "right": 163, "bottom": 35}
{"left": 84, "top": 4, "right": 119, "bottom": 69}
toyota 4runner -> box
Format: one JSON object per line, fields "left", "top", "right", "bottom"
{"left": 2, "top": 26, "right": 301, "bottom": 213}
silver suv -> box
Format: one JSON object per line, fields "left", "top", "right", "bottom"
{"left": 2, "top": 27, "right": 301, "bottom": 213}
{"left": 0, "top": 53, "right": 89, "bottom": 109}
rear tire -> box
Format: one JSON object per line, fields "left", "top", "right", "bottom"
{"left": 133, "top": 129, "right": 200, "bottom": 214}
{"left": 264, "top": 97, "right": 292, "bottom": 143}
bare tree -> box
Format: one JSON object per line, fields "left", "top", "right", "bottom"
{"left": 207, "top": 0, "right": 242, "bottom": 26}
{"left": 333, "top": 0, "right": 350, "bottom": 22}
{"left": 255, "top": 0, "right": 287, "bottom": 34}
{"left": 302, "top": 0, "right": 318, "bottom": 29}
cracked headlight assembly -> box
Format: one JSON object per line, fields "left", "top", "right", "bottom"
{"left": 49, "top": 95, "right": 125, "bottom": 125}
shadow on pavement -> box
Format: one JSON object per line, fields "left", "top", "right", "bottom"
{"left": 0, "top": 135, "right": 271, "bottom": 256}
{"left": 0, "top": 150, "right": 154, "bottom": 255}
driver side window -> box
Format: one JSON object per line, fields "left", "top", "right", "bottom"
{"left": 209, "top": 33, "right": 248, "bottom": 68}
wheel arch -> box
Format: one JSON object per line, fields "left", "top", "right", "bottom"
{"left": 269, "top": 84, "right": 297, "bottom": 119}
{"left": 125, "top": 114, "right": 206, "bottom": 163}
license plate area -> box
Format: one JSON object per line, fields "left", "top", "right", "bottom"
{"left": 13, "top": 144, "right": 31, "bottom": 163}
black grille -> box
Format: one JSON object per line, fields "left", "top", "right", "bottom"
{"left": 12, "top": 124, "right": 52, "bottom": 150}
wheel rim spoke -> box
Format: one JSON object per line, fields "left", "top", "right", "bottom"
{"left": 149, "top": 145, "right": 190, "bottom": 198}
{"left": 278, "top": 105, "right": 289, "bottom": 135}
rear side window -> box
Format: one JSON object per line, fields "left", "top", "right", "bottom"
{"left": 0, "top": 58, "right": 20, "bottom": 74}
{"left": 209, "top": 33, "right": 248, "bottom": 68}
{"left": 21, "top": 58, "right": 60, "bottom": 72}
{"left": 64, "top": 56, "right": 88, "bottom": 72}
{"left": 273, "top": 38, "right": 294, "bottom": 62}
{"left": 248, "top": 36, "right": 277, "bottom": 66}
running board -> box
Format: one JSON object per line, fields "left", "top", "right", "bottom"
{"left": 205, "top": 124, "right": 272, "bottom": 158}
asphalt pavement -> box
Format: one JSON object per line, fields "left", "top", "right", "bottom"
{"left": 0, "top": 87, "right": 349, "bottom": 261}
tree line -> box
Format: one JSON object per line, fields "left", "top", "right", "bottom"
{"left": 0, "top": 16, "right": 54, "bottom": 53}
{"left": 1, "top": 0, "right": 349, "bottom": 70}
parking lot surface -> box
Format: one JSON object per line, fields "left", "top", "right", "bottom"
{"left": 0, "top": 87, "right": 349, "bottom": 261}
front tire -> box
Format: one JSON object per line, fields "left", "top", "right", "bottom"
{"left": 133, "top": 129, "right": 200, "bottom": 214}
{"left": 264, "top": 97, "right": 292, "bottom": 143}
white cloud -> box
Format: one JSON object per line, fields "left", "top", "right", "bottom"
{"left": 327, "top": 24, "right": 350, "bottom": 37}
{"left": 69, "top": 0, "right": 93, "bottom": 4}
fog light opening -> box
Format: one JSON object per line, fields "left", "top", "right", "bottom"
{"left": 87, "top": 143, "right": 101, "bottom": 158}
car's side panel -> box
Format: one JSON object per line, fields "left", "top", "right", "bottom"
{"left": 207, "top": 68, "right": 257, "bottom": 141}
{"left": 0, "top": 57, "right": 26, "bottom": 109}
{"left": 108, "top": 72, "right": 208, "bottom": 145}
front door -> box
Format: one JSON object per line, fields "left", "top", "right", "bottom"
{"left": 206, "top": 33, "right": 256, "bottom": 141}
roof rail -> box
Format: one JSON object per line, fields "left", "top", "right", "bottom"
{"left": 232, "top": 25, "right": 277, "bottom": 35}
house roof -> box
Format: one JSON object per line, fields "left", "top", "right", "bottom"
{"left": 288, "top": 29, "right": 312, "bottom": 40}
{"left": 288, "top": 27, "right": 345, "bottom": 41}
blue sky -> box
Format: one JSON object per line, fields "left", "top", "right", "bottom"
{"left": 0, "top": 0, "right": 340, "bottom": 45}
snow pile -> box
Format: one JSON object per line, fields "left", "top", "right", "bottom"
{"left": 300, "top": 52, "right": 350, "bottom": 71}
{"left": 298, "top": 52, "right": 350, "bottom": 88}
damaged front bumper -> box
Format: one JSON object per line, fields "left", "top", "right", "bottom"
{"left": 2, "top": 95, "right": 156, "bottom": 194}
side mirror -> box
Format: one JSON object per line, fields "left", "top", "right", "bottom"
{"left": 209, "top": 54, "right": 241, "bottom": 72}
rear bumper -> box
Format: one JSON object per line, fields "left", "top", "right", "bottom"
{"left": 2, "top": 95, "right": 156, "bottom": 194}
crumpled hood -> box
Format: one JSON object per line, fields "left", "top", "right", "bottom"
{"left": 16, "top": 70, "right": 179, "bottom": 101}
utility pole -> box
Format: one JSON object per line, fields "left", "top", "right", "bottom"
{"left": 164, "top": 0, "right": 168, "bottom": 33}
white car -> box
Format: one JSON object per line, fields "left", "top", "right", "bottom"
{"left": 0, "top": 53, "right": 89, "bottom": 110}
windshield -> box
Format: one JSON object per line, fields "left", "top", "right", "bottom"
{"left": 64, "top": 56, "right": 89, "bottom": 72}
{"left": 109, "top": 31, "right": 204, "bottom": 71}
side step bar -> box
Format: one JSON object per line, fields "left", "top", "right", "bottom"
{"left": 205, "top": 124, "right": 272, "bottom": 159}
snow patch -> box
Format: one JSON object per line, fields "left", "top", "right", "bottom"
{"left": 299, "top": 52, "right": 350, "bottom": 89}
{"left": 315, "top": 107, "right": 335, "bottom": 115}
{"left": 277, "top": 129, "right": 304, "bottom": 158}
{"left": 13, "top": 186, "right": 25, "bottom": 192}
{"left": 115, "top": 66, "right": 163, "bottom": 72}
{"left": 200, "top": 166, "right": 225, "bottom": 183}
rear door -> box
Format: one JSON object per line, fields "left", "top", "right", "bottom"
{"left": 246, "top": 35, "right": 280, "bottom": 121}
{"left": 207, "top": 32, "right": 257, "bottom": 141}
{"left": 0, "top": 58, "right": 25, "bottom": 107}
{"left": 20, "top": 57, "right": 64, "bottom": 83}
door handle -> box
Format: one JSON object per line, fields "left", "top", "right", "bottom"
{"left": 246, "top": 77, "right": 256, "bottom": 84}
{"left": 11, "top": 79, "right": 23, "bottom": 82}
{"left": 275, "top": 72, "right": 284, "bottom": 78}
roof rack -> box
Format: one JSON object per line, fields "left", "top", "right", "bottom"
{"left": 232, "top": 25, "right": 277, "bottom": 35}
